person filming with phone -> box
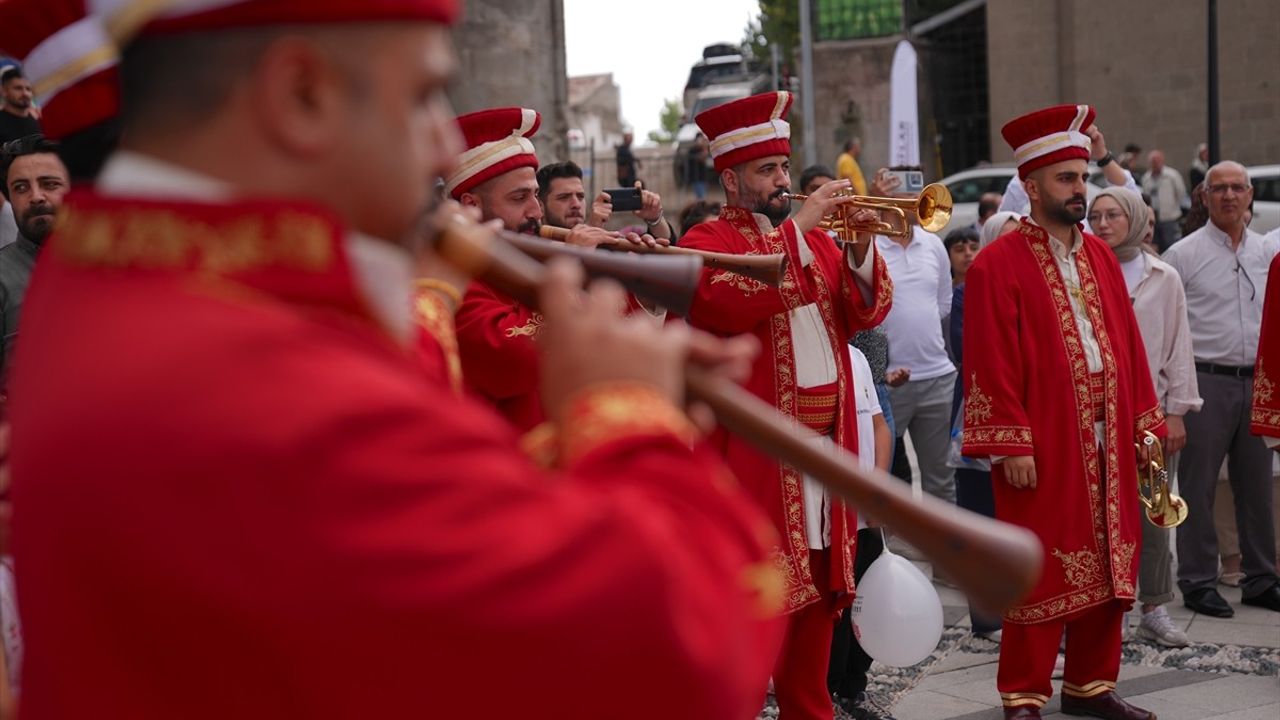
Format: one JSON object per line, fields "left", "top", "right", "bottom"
{"left": 590, "top": 182, "right": 676, "bottom": 243}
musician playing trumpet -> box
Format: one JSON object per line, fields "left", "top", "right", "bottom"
{"left": 678, "top": 91, "right": 893, "bottom": 720}
{"left": 962, "top": 105, "right": 1166, "bottom": 720}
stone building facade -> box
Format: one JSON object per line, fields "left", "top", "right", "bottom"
{"left": 986, "top": 0, "right": 1279, "bottom": 171}
{"left": 566, "top": 73, "right": 624, "bottom": 152}
{"left": 450, "top": 0, "right": 570, "bottom": 163}
{"left": 807, "top": 0, "right": 1278, "bottom": 181}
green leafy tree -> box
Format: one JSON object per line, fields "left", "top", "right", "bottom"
{"left": 743, "top": 0, "right": 800, "bottom": 74}
{"left": 647, "top": 97, "right": 683, "bottom": 144}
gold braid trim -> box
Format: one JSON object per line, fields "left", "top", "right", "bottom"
{"left": 559, "top": 382, "right": 697, "bottom": 466}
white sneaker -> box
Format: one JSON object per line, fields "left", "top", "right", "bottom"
{"left": 1136, "top": 606, "right": 1190, "bottom": 647}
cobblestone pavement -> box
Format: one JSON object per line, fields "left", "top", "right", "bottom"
{"left": 756, "top": 560, "right": 1280, "bottom": 719}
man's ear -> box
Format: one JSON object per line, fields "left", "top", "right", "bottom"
{"left": 720, "top": 168, "right": 738, "bottom": 196}
{"left": 458, "top": 192, "right": 480, "bottom": 209}
{"left": 250, "top": 35, "right": 347, "bottom": 158}
{"left": 1022, "top": 176, "right": 1040, "bottom": 204}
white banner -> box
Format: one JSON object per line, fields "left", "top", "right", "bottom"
{"left": 888, "top": 40, "right": 919, "bottom": 167}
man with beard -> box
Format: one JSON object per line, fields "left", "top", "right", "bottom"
{"left": 0, "top": 134, "right": 67, "bottom": 386}
{"left": 0, "top": 68, "right": 40, "bottom": 145}
{"left": 450, "top": 108, "right": 661, "bottom": 430}
{"left": 536, "top": 160, "right": 674, "bottom": 240}
{"left": 679, "top": 91, "right": 893, "bottom": 720}
{"left": 1163, "top": 162, "right": 1280, "bottom": 616}
{"left": 963, "top": 105, "right": 1163, "bottom": 720}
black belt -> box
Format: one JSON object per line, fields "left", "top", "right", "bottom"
{"left": 1195, "top": 362, "right": 1254, "bottom": 378}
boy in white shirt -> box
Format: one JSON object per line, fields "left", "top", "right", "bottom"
{"left": 828, "top": 346, "right": 895, "bottom": 719}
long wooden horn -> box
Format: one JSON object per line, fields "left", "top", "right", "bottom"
{"left": 538, "top": 224, "right": 788, "bottom": 288}
{"left": 500, "top": 231, "right": 701, "bottom": 316}
{"left": 435, "top": 218, "right": 1042, "bottom": 616}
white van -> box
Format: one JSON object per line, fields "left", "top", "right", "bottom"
{"left": 1246, "top": 164, "right": 1280, "bottom": 235}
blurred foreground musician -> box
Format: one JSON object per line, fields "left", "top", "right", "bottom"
{"left": 681, "top": 91, "right": 892, "bottom": 720}
{"left": 963, "top": 105, "right": 1164, "bottom": 720}
{"left": 8, "top": 2, "right": 785, "bottom": 718}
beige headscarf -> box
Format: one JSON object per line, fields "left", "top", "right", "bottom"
{"left": 979, "top": 211, "right": 1021, "bottom": 250}
{"left": 1090, "top": 187, "right": 1148, "bottom": 262}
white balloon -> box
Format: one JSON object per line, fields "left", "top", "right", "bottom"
{"left": 850, "top": 551, "right": 944, "bottom": 667}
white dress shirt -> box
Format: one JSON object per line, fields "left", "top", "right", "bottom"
{"left": 1120, "top": 253, "right": 1202, "bottom": 416}
{"left": 992, "top": 221, "right": 1104, "bottom": 463}
{"left": 1161, "top": 220, "right": 1279, "bottom": 365}
{"left": 1045, "top": 226, "right": 1104, "bottom": 375}
{"left": 785, "top": 218, "right": 877, "bottom": 550}
{"left": 95, "top": 151, "right": 416, "bottom": 345}
{"left": 875, "top": 226, "right": 954, "bottom": 380}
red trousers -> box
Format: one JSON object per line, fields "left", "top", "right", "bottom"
{"left": 773, "top": 549, "right": 840, "bottom": 720}
{"left": 997, "top": 600, "right": 1124, "bottom": 710}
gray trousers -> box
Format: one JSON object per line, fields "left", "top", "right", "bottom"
{"left": 889, "top": 370, "right": 957, "bottom": 503}
{"left": 1138, "top": 453, "right": 1177, "bottom": 606}
{"left": 1175, "top": 372, "right": 1279, "bottom": 598}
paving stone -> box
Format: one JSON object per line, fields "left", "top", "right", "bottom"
{"left": 1210, "top": 703, "right": 1280, "bottom": 720}
{"left": 1148, "top": 674, "right": 1280, "bottom": 713}
{"left": 892, "top": 689, "right": 992, "bottom": 720}
{"left": 914, "top": 663, "right": 1002, "bottom": 693}
{"left": 1090, "top": 693, "right": 1212, "bottom": 720}
{"left": 929, "top": 651, "right": 998, "bottom": 674}
{"left": 1185, "top": 616, "right": 1280, "bottom": 648}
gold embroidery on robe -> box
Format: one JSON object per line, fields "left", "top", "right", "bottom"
{"left": 1052, "top": 547, "right": 1104, "bottom": 589}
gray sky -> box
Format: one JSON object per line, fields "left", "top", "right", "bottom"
{"left": 563, "top": 0, "right": 761, "bottom": 144}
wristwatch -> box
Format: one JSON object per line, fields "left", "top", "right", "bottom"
{"left": 645, "top": 213, "right": 666, "bottom": 228}
{"left": 1097, "top": 152, "right": 1114, "bottom": 167}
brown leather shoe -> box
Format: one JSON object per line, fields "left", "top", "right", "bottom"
{"left": 1061, "top": 690, "right": 1156, "bottom": 719}
{"left": 1003, "top": 706, "right": 1041, "bottom": 719}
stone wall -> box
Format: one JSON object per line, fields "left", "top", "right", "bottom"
{"left": 809, "top": 35, "right": 941, "bottom": 182}
{"left": 450, "top": 0, "right": 569, "bottom": 163}
{"left": 987, "top": 0, "right": 1280, "bottom": 173}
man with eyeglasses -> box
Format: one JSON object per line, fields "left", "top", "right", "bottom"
{"left": 0, "top": 134, "right": 68, "bottom": 387}
{"left": 1163, "top": 161, "right": 1280, "bottom": 617}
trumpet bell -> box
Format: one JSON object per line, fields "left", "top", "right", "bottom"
{"left": 917, "top": 183, "right": 953, "bottom": 234}
{"left": 1135, "top": 431, "right": 1188, "bottom": 529}
{"left": 782, "top": 183, "right": 955, "bottom": 241}
{"left": 1146, "top": 493, "right": 1189, "bottom": 529}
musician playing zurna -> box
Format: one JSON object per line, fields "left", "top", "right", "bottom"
{"left": 962, "top": 104, "right": 1165, "bottom": 720}
{"left": 679, "top": 90, "right": 893, "bottom": 720}
{"left": 447, "top": 107, "right": 659, "bottom": 430}
{"left": 6, "top": 0, "right": 788, "bottom": 717}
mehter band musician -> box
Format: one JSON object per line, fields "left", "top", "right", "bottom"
{"left": 679, "top": 90, "right": 893, "bottom": 720}
{"left": 963, "top": 104, "right": 1165, "bottom": 720}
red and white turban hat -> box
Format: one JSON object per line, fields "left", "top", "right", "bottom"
{"left": 1001, "top": 104, "right": 1096, "bottom": 180}
{"left": 695, "top": 91, "right": 793, "bottom": 173}
{"left": 444, "top": 107, "right": 541, "bottom": 200}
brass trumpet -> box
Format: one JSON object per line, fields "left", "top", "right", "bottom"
{"left": 781, "top": 183, "right": 954, "bottom": 241}
{"left": 1136, "top": 431, "right": 1188, "bottom": 529}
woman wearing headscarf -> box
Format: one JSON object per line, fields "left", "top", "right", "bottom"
{"left": 979, "top": 211, "right": 1020, "bottom": 251}
{"left": 1088, "top": 187, "right": 1201, "bottom": 648}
